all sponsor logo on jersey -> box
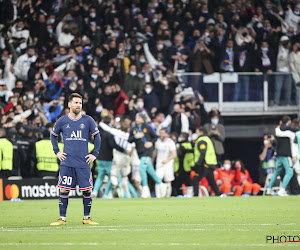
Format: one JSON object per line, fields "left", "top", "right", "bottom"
{"left": 66, "top": 130, "right": 87, "bottom": 141}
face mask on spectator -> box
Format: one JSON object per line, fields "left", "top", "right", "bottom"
{"left": 69, "top": 85, "right": 76, "bottom": 91}
{"left": 294, "top": 11, "right": 300, "bottom": 16}
{"left": 167, "top": 4, "right": 173, "bottom": 8}
{"left": 139, "top": 59, "right": 146, "bottom": 63}
{"left": 153, "top": 18, "right": 158, "bottom": 23}
{"left": 264, "top": 140, "right": 269, "bottom": 145}
{"left": 211, "top": 118, "right": 219, "bottom": 125}
{"left": 157, "top": 44, "right": 163, "bottom": 50}
{"left": 202, "top": 10, "right": 208, "bottom": 14}
{"left": 91, "top": 74, "right": 98, "bottom": 80}
{"left": 154, "top": 2, "right": 158, "bottom": 7}
{"left": 224, "top": 164, "right": 231, "bottom": 171}
{"left": 261, "top": 47, "right": 268, "bottom": 52}
{"left": 50, "top": 19, "right": 55, "bottom": 24}
{"left": 265, "top": 4, "right": 271, "bottom": 9}
{"left": 16, "top": 27, "right": 23, "bottom": 31}
{"left": 28, "top": 94, "right": 34, "bottom": 100}
{"left": 47, "top": 29, "right": 53, "bottom": 34}
{"left": 96, "top": 105, "right": 103, "bottom": 113}
{"left": 90, "top": 13, "right": 96, "bottom": 18}
{"left": 137, "top": 101, "right": 144, "bottom": 108}
{"left": 145, "top": 88, "right": 152, "bottom": 94}
{"left": 1, "top": 57, "right": 7, "bottom": 61}
{"left": 66, "top": 16, "right": 73, "bottom": 21}
{"left": 129, "top": 71, "right": 136, "bottom": 76}
{"left": 12, "top": 1, "right": 17, "bottom": 5}
{"left": 178, "top": 137, "right": 182, "bottom": 142}
{"left": 0, "top": 91, "right": 6, "bottom": 96}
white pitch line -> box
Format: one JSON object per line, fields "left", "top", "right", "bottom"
{"left": 0, "top": 223, "right": 296, "bottom": 230}
{"left": 1, "top": 228, "right": 299, "bottom": 232}
{"left": 0, "top": 243, "right": 299, "bottom": 247}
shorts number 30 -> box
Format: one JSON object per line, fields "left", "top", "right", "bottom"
{"left": 62, "top": 176, "right": 72, "bottom": 185}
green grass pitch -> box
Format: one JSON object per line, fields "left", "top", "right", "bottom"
{"left": 0, "top": 196, "right": 299, "bottom": 250}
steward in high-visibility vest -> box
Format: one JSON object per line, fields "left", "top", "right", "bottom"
{"left": 0, "top": 128, "right": 13, "bottom": 178}
{"left": 192, "top": 127, "right": 221, "bottom": 196}
{"left": 173, "top": 132, "right": 194, "bottom": 196}
{"left": 35, "top": 130, "right": 63, "bottom": 176}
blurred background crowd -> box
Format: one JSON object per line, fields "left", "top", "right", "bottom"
{"left": 0, "top": 0, "right": 300, "bottom": 197}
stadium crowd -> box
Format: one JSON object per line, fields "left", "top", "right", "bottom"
{"left": 0, "top": 0, "right": 300, "bottom": 197}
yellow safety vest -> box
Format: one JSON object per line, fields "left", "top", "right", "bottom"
{"left": 0, "top": 138, "right": 13, "bottom": 171}
{"left": 36, "top": 140, "right": 63, "bottom": 172}
{"left": 194, "top": 136, "right": 217, "bottom": 166}
{"left": 174, "top": 142, "right": 195, "bottom": 173}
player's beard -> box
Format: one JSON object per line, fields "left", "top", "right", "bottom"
{"left": 72, "top": 107, "right": 81, "bottom": 116}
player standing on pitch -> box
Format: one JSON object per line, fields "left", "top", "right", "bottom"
{"left": 50, "top": 93, "right": 101, "bottom": 225}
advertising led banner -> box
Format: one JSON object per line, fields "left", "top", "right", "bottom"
{"left": 0, "top": 178, "right": 82, "bottom": 200}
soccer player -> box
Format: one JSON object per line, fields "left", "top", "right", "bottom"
{"left": 152, "top": 128, "right": 177, "bottom": 197}
{"left": 128, "top": 113, "right": 166, "bottom": 198}
{"left": 50, "top": 93, "right": 101, "bottom": 225}
{"left": 99, "top": 118, "right": 138, "bottom": 198}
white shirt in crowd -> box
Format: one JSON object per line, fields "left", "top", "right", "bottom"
{"left": 289, "top": 50, "right": 300, "bottom": 73}
{"left": 10, "top": 24, "right": 29, "bottom": 50}
{"left": 285, "top": 8, "right": 300, "bottom": 33}
{"left": 13, "top": 52, "right": 36, "bottom": 81}
{"left": 155, "top": 137, "right": 176, "bottom": 167}
{"left": 161, "top": 113, "right": 189, "bottom": 133}
{"left": 276, "top": 45, "right": 290, "bottom": 73}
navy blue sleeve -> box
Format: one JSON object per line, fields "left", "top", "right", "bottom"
{"left": 92, "top": 132, "right": 101, "bottom": 157}
{"left": 51, "top": 132, "right": 60, "bottom": 154}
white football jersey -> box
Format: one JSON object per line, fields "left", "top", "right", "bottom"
{"left": 155, "top": 138, "right": 176, "bottom": 166}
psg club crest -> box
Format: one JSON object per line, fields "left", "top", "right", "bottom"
{"left": 80, "top": 124, "right": 85, "bottom": 129}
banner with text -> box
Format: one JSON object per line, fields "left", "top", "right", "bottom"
{"left": 0, "top": 178, "right": 82, "bottom": 200}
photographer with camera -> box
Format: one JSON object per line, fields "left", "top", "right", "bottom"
{"left": 258, "top": 134, "right": 276, "bottom": 185}
{"left": 203, "top": 112, "right": 225, "bottom": 164}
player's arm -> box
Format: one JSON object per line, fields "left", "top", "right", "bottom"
{"left": 92, "top": 132, "right": 101, "bottom": 158}
{"left": 162, "top": 149, "right": 177, "bottom": 164}
{"left": 99, "top": 122, "right": 124, "bottom": 137}
{"left": 86, "top": 118, "right": 101, "bottom": 164}
{"left": 109, "top": 134, "right": 126, "bottom": 153}
{"left": 194, "top": 141, "right": 207, "bottom": 172}
{"left": 128, "top": 127, "right": 136, "bottom": 143}
{"left": 145, "top": 125, "right": 157, "bottom": 148}
{"left": 152, "top": 148, "right": 158, "bottom": 165}
{"left": 51, "top": 118, "right": 67, "bottom": 161}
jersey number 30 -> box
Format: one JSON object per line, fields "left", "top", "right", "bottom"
{"left": 62, "top": 176, "right": 73, "bottom": 185}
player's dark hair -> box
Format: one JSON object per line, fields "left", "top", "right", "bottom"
{"left": 68, "top": 93, "right": 82, "bottom": 102}
{"left": 282, "top": 115, "right": 291, "bottom": 124}
{"left": 120, "top": 119, "right": 130, "bottom": 132}
{"left": 196, "top": 127, "right": 205, "bottom": 134}
{"left": 160, "top": 128, "right": 168, "bottom": 134}
{"left": 102, "top": 116, "right": 111, "bottom": 125}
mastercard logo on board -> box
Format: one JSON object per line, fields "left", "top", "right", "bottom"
{"left": 5, "top": 184, "right": 19, "bottom": 200}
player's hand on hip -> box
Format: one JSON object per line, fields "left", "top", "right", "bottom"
{"left": 85, "top": 154, "right": 96, "bottom": 165}
{"left": 57, "top": 152, "right": 67, "bottom": 161}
